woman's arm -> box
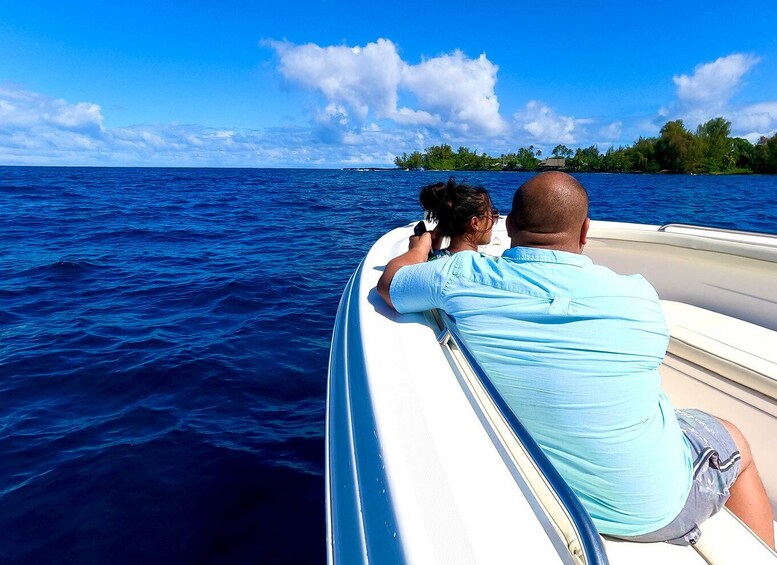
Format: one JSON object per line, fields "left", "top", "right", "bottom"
{"left": 377, "top": 232, "right": 432, "bottom": 310}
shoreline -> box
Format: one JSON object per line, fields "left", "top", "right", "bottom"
{"left": 374, "top": 168, "right": 761, "bottom": 176}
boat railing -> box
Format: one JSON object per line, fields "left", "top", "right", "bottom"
{"left": 434, "top": 310, "right": 609, "bottom": 565}
{"left": 658, "top": 223, "right": 777, "bottom": 246}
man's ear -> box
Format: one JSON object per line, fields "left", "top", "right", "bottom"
{"left": 579, "top": 217, "right": 590, "bottom": 249}
{"left": 506, "top": 212, "right": 513, "bottom": 238}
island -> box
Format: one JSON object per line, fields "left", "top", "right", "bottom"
{"left": 393, "top": 118, "right": 777, "bottom": 174}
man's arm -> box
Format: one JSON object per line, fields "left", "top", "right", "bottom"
{"left": 377, "top": 231, "right": 432, "bottom": 310}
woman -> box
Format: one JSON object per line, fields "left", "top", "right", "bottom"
{"left": 419, "top": 178, "right": 498, "bottom": 258}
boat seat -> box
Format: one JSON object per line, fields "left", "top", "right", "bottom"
{"left": 690, "top": 508, "right": 777, "bottom": 563}
{"left": 661, "top": 300, "right": 777, "bottom": 400}
{"left": 603, "top": 509, "right": 776, "bottom": 563}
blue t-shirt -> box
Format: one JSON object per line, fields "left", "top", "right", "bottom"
{"left": 389, "top": 247, "right": 693, "bottom": 536}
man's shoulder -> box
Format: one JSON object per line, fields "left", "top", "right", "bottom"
{"left": 583, "top": 262, "right": 661, "bottom": 302}
{"left": 589, "top": 261, "right": 654, "bottom": 286}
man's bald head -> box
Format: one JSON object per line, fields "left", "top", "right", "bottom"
{"left": 507, "top": 172, "right": 590, "bottom": 252}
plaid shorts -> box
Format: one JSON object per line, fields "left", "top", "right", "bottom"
{"left": 614, "top": 409, "right": 741, "bottom": 546}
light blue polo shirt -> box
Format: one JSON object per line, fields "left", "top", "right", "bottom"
{"left": 390, "top": 247, "right": 693, "bottom": 536}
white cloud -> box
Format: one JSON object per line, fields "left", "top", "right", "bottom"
{"left": 268, "top": 39, "right": 505, "bottom": 137}
{"left": 21, "top": 46, "right": 777, "bottom": 168}
{"left": 0, "top": 85, "right": 105, "bottom": 134}
{"left": 401, "top": 51, "right": 505, "bottom": 135}
{"left": 729, "top": 101, "right": 777, "bottom": 141}
{"left": 0, "top": 41, "right": 607, "bottom": 166}
{"left": 658, "top": 54, "right": 777, "bottom": 140}
{"left": 0, "top": 82, "right": 583, "bottom": 167}
{"left": 599, "top": 121, "right": 622, "bottom": 140}
{"left": 514, "top": 101, "right": 583, "bottom": 144}
{"left": 0, "top": 84, "right": 427, "bottom": 167}
{"left": 673, "top": 53, "right": 760, "bottom": 107}
{"left": 391, "top": 106, "right": 437, "bottom": 127}
{"left": 268, "top": 38, "right": 406, "bottom": 123}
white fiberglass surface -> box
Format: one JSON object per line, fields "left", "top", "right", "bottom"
{"left": 661, "top": 355, "right": 777, "bottom": 515}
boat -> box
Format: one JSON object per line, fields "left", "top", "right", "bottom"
{"left": 326, "top": 219, "right": 777, "bottom": 564}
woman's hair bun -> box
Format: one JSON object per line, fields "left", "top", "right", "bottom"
{"left": 419, "top": 177, "right": 455, "bottom": 212}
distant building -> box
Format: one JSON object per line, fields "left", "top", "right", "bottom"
{"left": 538, "top": 158, "right": 567, "bottom": 169}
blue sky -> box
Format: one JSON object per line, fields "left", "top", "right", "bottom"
{"left": 2, "top": 0, "right": 777, "bottom": 167}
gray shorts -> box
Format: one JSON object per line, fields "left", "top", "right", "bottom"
{"left": 614, "top": 409, "right": 741, "bottom": 546}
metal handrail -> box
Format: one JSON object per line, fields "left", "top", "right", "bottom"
{"left": 658, "top": 223, "right": 777, "bottom": 240}
{"left": 437, "top": 312, "right": 609, "bottom": 565}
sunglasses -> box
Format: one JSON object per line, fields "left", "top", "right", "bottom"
{"left": 472, "top": 205, "right": 499, "bottom": 223}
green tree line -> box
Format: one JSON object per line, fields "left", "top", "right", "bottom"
{"left": 394, "top": 118, "right": 777, "bottom": 174}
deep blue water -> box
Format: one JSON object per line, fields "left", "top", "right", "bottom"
{"left": 1, "top": 167, "right": 776, "bottom": 564}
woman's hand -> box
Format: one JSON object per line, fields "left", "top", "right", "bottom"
{"left": 408, "top": 230, "right": 433, "bottom": 255}
{"left": 430, "top": 225, "right": 444, "bottom": 251}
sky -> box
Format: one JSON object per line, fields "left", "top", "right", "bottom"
{"left": 2, "top": 0, "right": 777, "bottom": 168}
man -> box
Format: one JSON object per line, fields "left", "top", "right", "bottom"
{"left": 377, "top": 172, "right": 774, "bottom": 547}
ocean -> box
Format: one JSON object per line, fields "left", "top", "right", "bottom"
{"left": 1, "top": 167, "right": 776, "bottom": 564}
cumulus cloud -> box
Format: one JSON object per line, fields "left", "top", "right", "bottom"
{"left": 402, "top": 51, "right": 505, "bottom": 135}
{"left": 729, "top": 102, "right": 777, "bottom": 141}
{"left": 0, "top": 85, "right": 105, "bottom": 135}
{"left": 0, "top": 40, "right": 602, "bottom": 166}
{"left": 0, "top": 84, "right": 425, "bottom": 167}
{"left": 514, "top": 101, "right": 585, "bottom": 144}
{"left": 673, "top": 53, "right": 760, "bottom": 107}
{"left": 268, "top": 39, "right": 407, "bottom": 123}
{"left": 267, "top": 38, "right": 505, "bottom": 137}
{"left": 659, "top": 53, "right": 777, "bottom": 140}
{"left": 599, "top": 121, "right": 622, "bottom": 140}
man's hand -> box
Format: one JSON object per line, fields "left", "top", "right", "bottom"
{"left": 377, "top": 231, "right": 432, "bottom": 310}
